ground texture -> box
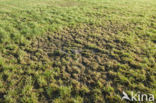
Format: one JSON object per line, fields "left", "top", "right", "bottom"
{"left": 0, "top": 0, "right": 156, "bottom": 103}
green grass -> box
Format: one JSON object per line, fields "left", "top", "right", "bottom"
{"left": 0, "top": 0, "right": 156, "bottom": 102}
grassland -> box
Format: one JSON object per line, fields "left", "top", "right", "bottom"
{"left": 0, "top": 0, "right": 156, "bottom": 102}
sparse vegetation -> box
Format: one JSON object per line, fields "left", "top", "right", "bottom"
{"left": 0, "top": 0, "right": 156, "bottom": 103}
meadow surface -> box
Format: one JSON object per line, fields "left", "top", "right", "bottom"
{"left": 0, "top": 0, "right": 156, "bottom": 102}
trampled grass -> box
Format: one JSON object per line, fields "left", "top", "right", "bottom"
{"left": 0, "top": 0, "right": 156, "bottom": 102}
